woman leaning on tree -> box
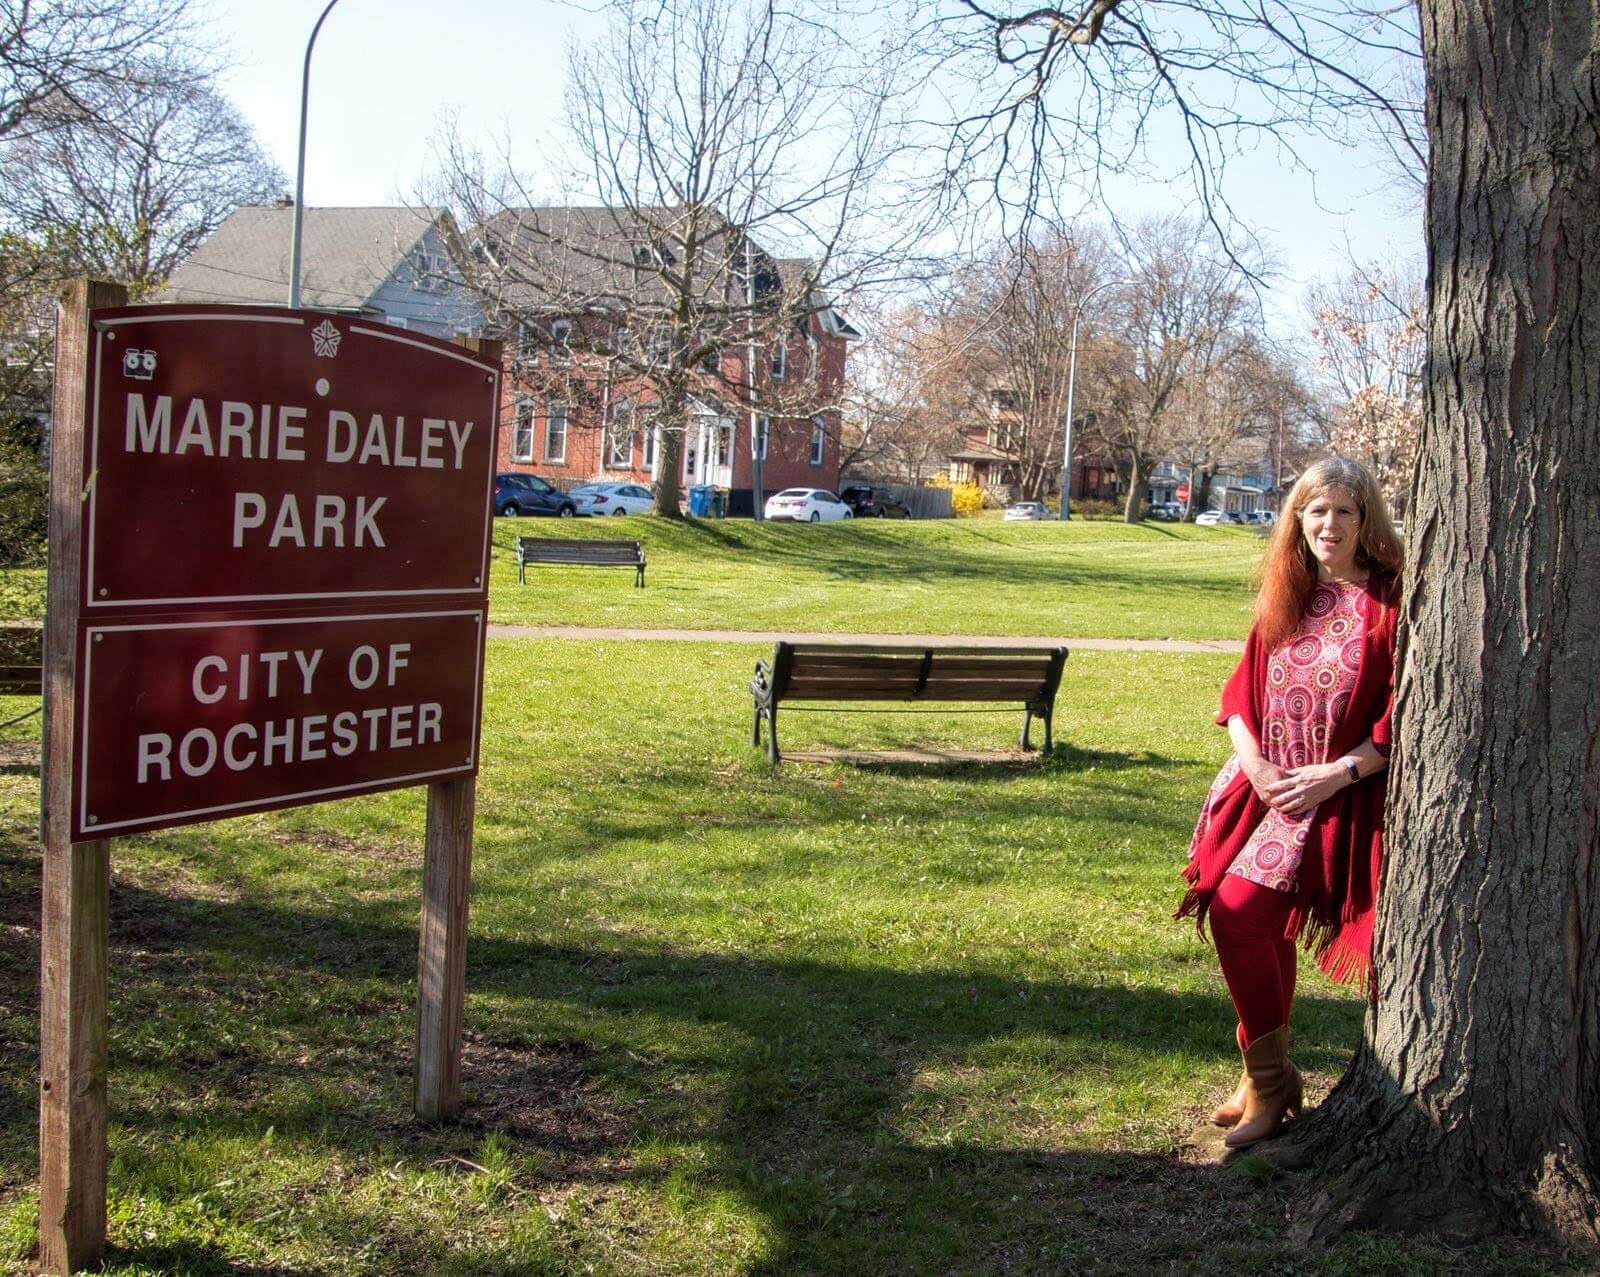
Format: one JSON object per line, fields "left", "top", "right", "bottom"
{"left": 1178, "top": 457, "right": 1404, "bottom": 1148}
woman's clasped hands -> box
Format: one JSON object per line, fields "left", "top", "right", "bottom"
{"left": 1243, "top": 757, "right": 1348, "bottom": 815}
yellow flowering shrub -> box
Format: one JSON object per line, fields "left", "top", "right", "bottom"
{"left": 950, "top": 482, "right": 985, "bottom": 518}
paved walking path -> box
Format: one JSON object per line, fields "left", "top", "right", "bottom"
{"left": 486, "top": 624, "right": 1243, "bottom": 653}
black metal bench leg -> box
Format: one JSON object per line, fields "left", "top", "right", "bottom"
{"left": 1019, "top": 709, "right": 1033, "bottom": 752}
{"left": 766, "top": 707, "right": 780, "bottom": 764}
{"left": 1043, "top": 707, "right": 1054, "bottom": 754}
{"left": 752, "top": 703, "right": 763, "bottom": 748}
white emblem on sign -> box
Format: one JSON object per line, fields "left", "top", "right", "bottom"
{"left": 311, "top": 319, "right": 342, "bottom": 358}
{"left": 122, "top": 348, "right": 157, "bottom": 380}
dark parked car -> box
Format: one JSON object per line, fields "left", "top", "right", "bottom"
{"left": 840, "top": 485, "right": 912, "bottom": 519}
{"left": 494, "top": 472, "right": 577, "bottom": 518}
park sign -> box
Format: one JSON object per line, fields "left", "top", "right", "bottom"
{"left": 64, "top": 303, "right": 499, "bottom": 841}
{"left": 39, "top": 284, "right": 501, "bottom": 1275}
{"left": 84, "top": 305, "right": 496, "bottom": 607}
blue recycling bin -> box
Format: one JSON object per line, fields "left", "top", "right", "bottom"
{"left": 687, "top": 484, "right": 713, "bottom": 517}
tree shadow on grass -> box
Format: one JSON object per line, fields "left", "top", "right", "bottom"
{"left": 0, "top": 820, "right": 1366, "bottom": 1274}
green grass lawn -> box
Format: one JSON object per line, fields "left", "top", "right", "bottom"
{"left": 489, "top": 517, "right": 1261, "bottom": 640}
{"left": 0, "top": 518, "right": 1262, "bottom": 640}
{"left": 0, "top": 642, "right": 1559, "bottom": 1274}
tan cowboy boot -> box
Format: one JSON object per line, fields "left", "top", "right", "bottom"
{"left": 1211, "top": 1068, "right": 1248, "bottom": 1127}
{"left": 1223, "top": 1025, "right": 1303, "bottom": 1148}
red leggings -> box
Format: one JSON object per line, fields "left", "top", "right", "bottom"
{"left": 1210, "top": 874, "right": 1297, "bottom": 1048}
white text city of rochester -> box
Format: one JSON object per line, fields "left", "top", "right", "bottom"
{"left": 134, "top": 643, "right": 447, "bottom": 784}
{"left": 123, "top": 393, "right": 477, "bottom": 549}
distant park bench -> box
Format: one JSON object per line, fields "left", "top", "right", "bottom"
{"left": 749, "top": 641, "right": 1068, "bottom": 764}
{"left": 516, "top": 537, "right": 646, "bottom": 588}
{"left": 0, "top": 623, "right": 43, "bottom": 697}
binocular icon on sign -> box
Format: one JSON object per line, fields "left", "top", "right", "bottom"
{"left": 122, "top": 348, "right": 157, "bottom": 380}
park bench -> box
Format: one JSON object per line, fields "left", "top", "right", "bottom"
{"left": 749, "top": 641, "right": 1068, "bottom": 764}
{"left": 516, "top": 537, "right": 646, "bottom": 588}
{"left": 0, "top": 623, "right": 43, "bottom": 697}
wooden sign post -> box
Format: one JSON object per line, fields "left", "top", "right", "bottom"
{"left": 38, "top": 284, "right": 500, "bottom": 1270}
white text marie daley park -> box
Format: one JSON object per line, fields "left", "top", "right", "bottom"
{"left": 123, "top": 392, "right": 480, "bottom": 549}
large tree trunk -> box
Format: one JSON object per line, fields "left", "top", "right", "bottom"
{"left": 1285, "top": 0, "right": 1600, "bottom": 1247}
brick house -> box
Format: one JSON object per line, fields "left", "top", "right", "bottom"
{"left": 482, "top": 209, "right": 859, "bottom": 514}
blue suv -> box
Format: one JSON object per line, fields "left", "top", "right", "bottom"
{"left": 494, "top": 472, "right": 577, "bottom": 518}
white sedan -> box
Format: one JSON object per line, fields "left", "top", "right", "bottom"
{"left": 764, "top": 488, "right": 854, "bottom": 522}
{"left": 1003, "top": 501, "right": 1050, "bottom": 521}
{"left": 573, "top": 482, "right": 655, "bottom": 516}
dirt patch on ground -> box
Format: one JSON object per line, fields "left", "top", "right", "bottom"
{"left": 457, "top": 1033, "right": 631, "bottom": 1162}
{"left": 0, "top": 739, "right": 39, "bottom": 771}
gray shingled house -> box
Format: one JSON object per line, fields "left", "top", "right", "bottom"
{"left": 161, "top": 204, "right": 480, "bottom": 338}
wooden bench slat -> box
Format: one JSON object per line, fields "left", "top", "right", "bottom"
{"left": 752, "top": 639, "right": 1068, "bottom": 761}
{"left": 516, "top": 537, "right": 646, "bottom": 587}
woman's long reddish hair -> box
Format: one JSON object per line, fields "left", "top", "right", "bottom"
{"left": 1254, "top": 458, "right": 1404, "bottom": 650}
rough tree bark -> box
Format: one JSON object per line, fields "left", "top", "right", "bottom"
{"left": 1283, "top": 0, "right": 1600, "bottom": 1247}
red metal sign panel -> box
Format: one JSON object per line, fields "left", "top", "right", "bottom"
{"left": 74, "top": 610, "right": 484, "bottom": 840}
{"left": 82, "top": 306, "right": 499, "bottom": 610}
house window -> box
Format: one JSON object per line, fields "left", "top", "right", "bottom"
{"left": 755, "top": 415, "right": 769, "bottom": 461}
{"left": 513, "top": 398, "right": 534, "bottom": 462}
{"left": 517, "top": 322, "right": 538, "bottom": 358}
{"left": 810, "top": 417, "right": 826, "bottom": 466}
{"left": 544, "top": 400, "right": 567, "bottom": 463}
{"left": 607, "top": 406, "right": 632, "bottom": 468}
{"left": 716, "top": 424, "right": 731, "bottom": 467}
{"left": 643, "top": 426, "right": 657, "bottom": 471}
{"left": 551, "top": 318, "right": 572, "bottom": 363}
{"left": 771, "top": 340, "right": 787, "bottom": 380}
{"left": 411, "top": 248, "right": 450, "bottom": 293}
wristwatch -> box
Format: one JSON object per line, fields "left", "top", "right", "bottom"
{"left": 1343, "top": 757, "right": 1361, "bottom": 785}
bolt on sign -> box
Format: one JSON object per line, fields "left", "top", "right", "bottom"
{"left": 71, "top": 305, "right": 498, "bottom": 835}
{"left": 38, "top": 287, "right": 501, "bottom": 1275}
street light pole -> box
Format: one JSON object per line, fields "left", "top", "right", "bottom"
{"left": 1059, "top": 278, "right": 1130, "bottom": 521}
{"left": 289, "top": 0, "right": 343, "bottom": 309}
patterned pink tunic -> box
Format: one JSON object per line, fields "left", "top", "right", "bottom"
{"left": 1192, "top": 579, "right": 1367, "bottom": 892}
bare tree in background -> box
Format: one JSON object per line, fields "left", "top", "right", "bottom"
{"left": 841, "top": 301, "right": 970, "bottom": 483}
{"left": 432, "top": 0, "right": 922, "bottom": 516}
{"left": 949, "top": 0, "right": 1600, "bottom": 1249}
{"left": 1307, "top": 263, "right": 1424, "bottom": 512}
{"left": 1080, "top": 216, "right": 1260, "bottom": 521}
{"left": 0, "top": 65, "right": 284, "bottom": 294}
{"left": 1164, "top": 338, "right": 1303, "bottom": 517}
{"left": 0, "top": 0, "right": 194, "bottom": 142}
{"left": 940, "top": 226, "right": 1106, "bottom": 499}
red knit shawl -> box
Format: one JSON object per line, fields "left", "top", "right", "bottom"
{"left": 1178, "top": 573, "right": 1400, "bottom": 987}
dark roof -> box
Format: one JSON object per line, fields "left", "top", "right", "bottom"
{"left": 162, "top": 205, "right": 450, "bottom": 309}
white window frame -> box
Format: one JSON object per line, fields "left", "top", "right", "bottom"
{"left": 643, "top": 425, "right": 658, "bottom": 473}
{"left": 716, "top": 423, "right": 732, "bottom": 467}
{"left": 513, "top": 398, "right": 534, "bottom": 462}
{"left": 544, "top": 400, "right": 568, "bottom": 463}
{"left": 550, "top": 318, "right": 572, "bottom": 363}
{"left": 771, "top": 340, "right": 787, "bottom": 380}
{"left": 810, "top": 416, "right": 826, "bottom": 466}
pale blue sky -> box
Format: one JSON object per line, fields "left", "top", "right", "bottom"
{"left": 211, "top": 0, "right": 1423, "bottom": 332}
